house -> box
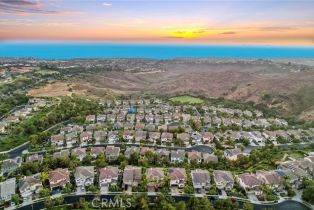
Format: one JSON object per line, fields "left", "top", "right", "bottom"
{"left": 0, "top": 178, "right": 16, "bottom": 201}
{"left": 224, "top": 148, "right": 244, "bottom": 161}
{"left": 170, "top": 150, "right": 185, "bottom": 163}
{"left": 86, "top": 115, "right": 96, "bottom": 123}
{"left": 72, "top": 147, "right": 87, "bottom": 161}
{"left": 123, "top": 166, "right": 142, "bottom": 191}
{"left": 124, "top": 122, "right": 134, "bottom": 130}
{"left": 80, "top": 131, "right": 93, "bottom": 146}
{"left": 155, "top": 149, "right": 170, "bottom": 159}
{"left": 123, "top": 130, "right": 135, "bottom": 142}
{"left": 177, "top": 133, "right": 190, "bottom": 146}
{"left": 85, "top": 124, "right": 97, "bottom": 132}
{"left": 169, "top": 168, "right": 186, "bottom": 189}
{"left": 135, "top": 131, "right": 147, "bottom": 142}
{"left": 136, "top": 113, "right": 145, "bottom": 122}
{"left": 117, "top": 113, "right": 126, "bottom": 122}
{"left": 167, "top": 121, "right": 180, "bottom": 132}
{"left": 191, "top": 132, "right": 202, "bottom": 145}
{"left": 237, "top": 173, "right": 263, "bottom": 195}
{"left": 277, "top": 161, "right": 310, "bottom": 189}
{"left": 19, "top": 173, "right": 42, "bottom": 200}
{"left": 26, "top": 154, "right": 43, "bottom": 163}
{"left": 106, "top": 114, "right": 116, "bottom": 123}
{"left": 51, "top": 134, "right": 64, "bottom": 147}
{"left": 75, "top": 166, "right": 95, "bottom": 190}
{"left": 154, "top": 114, "right": 163, "bottom": 125}
{"left": 191, "top": 169, "right": 211, "bottom": 194}
{"left": 65, "top": 132, "right": 77, "bottom": 147}
{"left": 203, "top": 154, "right": 218, "bottom": 164}
{"left": 145, "top": 114, "right": 154, "bottom": 123}
{"left": 94, "top": 131, "right": 107, "bottom": 143}
{"left": 91, "top": 147, "right": 105, "bottom": 158}
{"left": 105, "top": 146, "right": 120, "bottom": 161}
{"left": 99, "top": 166, "right": 119, "bottom": 188}
{"left": 145, "top": 123, "right": 156, "bottom": 132}
{"left": 202, "top": 132, "right": 213, "bottom": 144}
{"left": 158, "top": 124, "right": 167, "bottom": 132}
{"left": 126, "top": 114, "right": 136, "bottom": 122}
{"left": 140, "top": 147, "right": 154, "bottom": 157}
{"left": 148, "top": 132, "right": 160, "bottom": 144}
{"left": 188, "top": 151, "right": 202, "bottom": 164}
{"left": 171, "top": 113, "right": 180, "bottom": 122}
{"left": 0, "top": 122, "right": 7, "bottom": 133}
{"left": 163, "top": 113, "right": 172, "bottom": 123}
{"left": 256, "top": 170, "right": 283, "bottom": 191}
{"left": 48, "top": 168, "right": 70, "bottom": 190}
{"left": 161, "top": 132, "right": 173, "bottom": 145}
{"left": 146, "top": 168, "right": 165, "bottom": 192}
{"left": 135, "top": 122, "right": 145, "bottom": 131}
{"left": 1, "top": 157, "right": 22, "bottom": 175}
{"left": 182, "top": 114, "right": 191, "bottom": 123}
{"left": 6, "top": 115, "right": 20, "bottom": 124}
{"left": 53, "top": 149, "right": 70, "bottom": 158}
{"left": 108, "top": 131, "right": 119, "bottom": 143}
{"left": 213, "top": 170, "right": 234, "bottom": 191}
{"left": 125, "top": 147, "right": 140, "bottom": 159}
{"left": 97, "top": 115, "right": 106, "bottom": 123}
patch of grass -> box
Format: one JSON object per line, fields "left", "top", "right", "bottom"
{"left": 288, "top": 150, "right": 306, "bottom": 159}
{"left": 35, "top": 70, "right": 60, "bottom": 75}
{"left": 169, "top": 95, "right": 204, "bottom": 104}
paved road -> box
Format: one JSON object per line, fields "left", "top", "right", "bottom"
{"left": 12, "top": 193, "right": 312, "bottom": 210}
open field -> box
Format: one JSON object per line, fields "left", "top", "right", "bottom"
{"left": 35, "top": 69, "right": 60, "bottom": 75}
{"left": 27, "top": 81, "right": 115, "bottom": 98}
{"left": 26, "top": 59, "right": 314, "bottom": 120}
{"left": 170, "top": 95, "right": 204, "bottom": 104}
{"left": 28, "top": 82, "right": 72, "bottom": 97}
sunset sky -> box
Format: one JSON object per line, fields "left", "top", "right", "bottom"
{"left": 0, "top": 0, "right": 313, "bottom": 45}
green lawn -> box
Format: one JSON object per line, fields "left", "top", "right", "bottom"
{"left": 169, "top": 95, "right": 204, "bottom": 104}
{"left": 288, "top": 150, "right": 306, "bottom": 159}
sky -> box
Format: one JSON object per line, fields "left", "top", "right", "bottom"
{"left": 0, "top": 0, "right": 313, "bottom": 45}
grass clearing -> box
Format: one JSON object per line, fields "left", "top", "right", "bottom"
{"left": 169, "top": 95, "right": 204, "bottom": 104}
{"left": 35, "top": 69, "right": 60, "bottom": 75}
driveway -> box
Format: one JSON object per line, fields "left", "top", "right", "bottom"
{"left": 101, "top": 186, "right": 108, "bottom": 194}
{"left": 247, "top": 191, "right": 259, "bottom": 202}
{"left": 76, "top": 187, "right": 85, "bottom": 195}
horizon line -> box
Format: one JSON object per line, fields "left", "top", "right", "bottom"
{"left": 0, "top": 40, "right": 314, "bottom": 48}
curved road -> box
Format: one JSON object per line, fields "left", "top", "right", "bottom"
{"left": 14, "top": 193, "right": 312, "bottom": 210}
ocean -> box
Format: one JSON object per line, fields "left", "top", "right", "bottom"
{"left": 0, "top": 42, "right": 314, "bottom": 59}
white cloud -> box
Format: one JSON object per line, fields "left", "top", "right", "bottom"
{"left": 102, "top": 2, "right": 112, "bottom": 6}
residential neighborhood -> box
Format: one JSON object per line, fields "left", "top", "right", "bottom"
{"left": 0, "top": 97, "right": 313, "bottom": 209}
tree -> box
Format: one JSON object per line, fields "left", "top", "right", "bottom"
{"left": 302, "top": 179, "right": 314, "bottom": 204}
{"left": 54, "top": 196, "right": 64, "bottom": 205}
{"left": 243, "top": 203, "right": 254, "bottom": 210}
{"left": 20, "top": 161, "right": 39, "bottom": 175}
{"left": 40, "top": 172, "right": 49, "bottom": 187}
{"left": 39, "top": 188, "right": 51, "bottom": 198}
{"left": 95, "top": 154, "right": 107, "bottom": 168}
{"left": 214, "top": 198, "right": 239, "bottom": 210}
{"left": 11, "top": 194, "right": 20, "bottom": 205}
{"left": 175, "top": 201, "right": 186, "bottom": 210}
{"left": 87, "top": 184, "right": 98, "bottom": 192}
{"left": 129, "top": 152, "right": 139, "bottom": 165}
{"left": 44, "top": 198, "right": 55, "bottom": 210}
{"left": 62, "top": 183, "right": 73, "bottom": 194}
{"left": 76, "top": 197, "right": 89, "bottom": 210}
{"left": 200, "top": 197, "right": 214, "bottom": 210}
{"left": 82, "top": 154, "right": 93, "bottom": 165}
